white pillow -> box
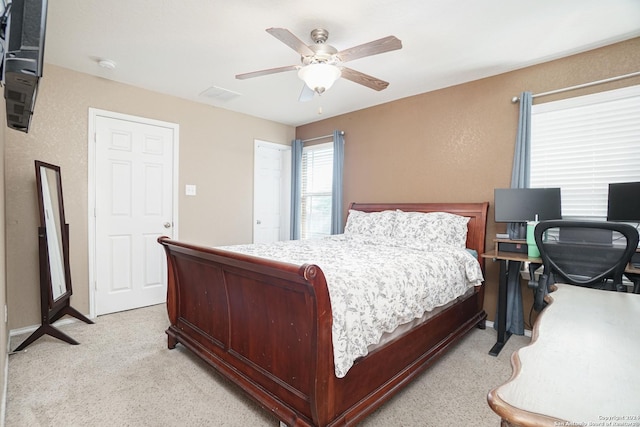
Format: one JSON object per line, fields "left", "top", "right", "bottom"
{"left": 392, "top": 211, "right": 470, "bottom": 248}
{"left": 344, "top": 209, "right": 397, "bottom": 237}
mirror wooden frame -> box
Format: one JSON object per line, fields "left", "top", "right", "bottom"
{"left": 14, "top": 161, "right": 93, "bottom": 351}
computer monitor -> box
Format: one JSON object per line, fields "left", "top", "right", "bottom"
{"left": 494, "top": 188, "right": 562, "bottom": 239}
{"left": 494, "top": 188, "right": 562, "bottom": 222}
{"left": 607, "top": 181, "right": 640, "bottom": 222}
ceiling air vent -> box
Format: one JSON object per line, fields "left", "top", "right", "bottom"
{"left": 199, "top": 86, "right": 242, "bottom": 102}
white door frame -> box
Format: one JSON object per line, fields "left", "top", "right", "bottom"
{"left": 88, "top": 108, "right": 180, "bottom": 318}
{"left": 253, "top": 139, "right": 291, "bottom": 242}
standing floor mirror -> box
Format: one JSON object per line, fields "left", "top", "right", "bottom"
{"left": 13, "top": 161, "right": 93, "bottom": 351}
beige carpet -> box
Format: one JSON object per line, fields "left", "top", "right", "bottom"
{"left": 6, "top": 305, "right": 529, "bottom": 426}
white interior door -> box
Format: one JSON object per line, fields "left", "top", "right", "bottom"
{"left": 253, "top": 140, "right": 291, "bottom": 243}
{"left": 92, "top": 112, "right": 178, "bottom": 315}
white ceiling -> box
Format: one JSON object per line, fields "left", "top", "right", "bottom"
{"left": 43, "top": 0, "right": 640, "bottom": 127}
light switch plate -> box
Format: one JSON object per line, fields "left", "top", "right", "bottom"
{"left": 185, "top": 184, "right": 197, "bottom": 196}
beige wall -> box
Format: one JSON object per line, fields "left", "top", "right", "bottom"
{"left": 5, "top": 64, "right": 295, "bottom": 330}
{"left": 296, "top": 37, "right": 640, "bottom": 324}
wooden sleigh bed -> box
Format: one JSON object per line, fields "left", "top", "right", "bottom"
{"left": 158, "top": 202, "right": 489, "bottom": 426}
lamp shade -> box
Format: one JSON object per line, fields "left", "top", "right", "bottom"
{"left": 298, "top": 63, "right": 341, "bottom": 93}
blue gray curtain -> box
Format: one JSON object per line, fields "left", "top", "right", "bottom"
{"left": 290, "top": 131, "right": 344, "bottom": 239}
{"left": 331, "top": 131, "right": 345, "bottom": 234}
{"left": 290, "top": 138, "right": 303, "bottom": 240}
{"left": 510, "top": 92, "right": 532, "bottom": 188}
{"left": 502, "top": 91, "right": 532, "bottom": 336}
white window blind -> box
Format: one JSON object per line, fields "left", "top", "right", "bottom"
{"left": 530, "top": 85, "right": 640, "bottom": 219}
{"left": 301, "top": 142, "right": 333, "bottom": 239}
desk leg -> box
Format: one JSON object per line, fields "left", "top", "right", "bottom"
{"left": 624, "top": 273, "right": 640, "bottom": 294}
{"left": 489, "top": 259, "right": 516, "bottom": 356}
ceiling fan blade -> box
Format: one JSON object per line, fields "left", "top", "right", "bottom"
{"left": 236, "top": 65, "right": 299, "bottom": 80}
{"left": 340, "top": 67, "right": 389, "bottom": 91}
{"left": 266, "top": 27, "right": 315, "bottom": 56}
{"left": 298, "top": 84, "right": 315, "bottom": 102}
{"left": 337, "top": 35, "right": 402, "bottom": 63}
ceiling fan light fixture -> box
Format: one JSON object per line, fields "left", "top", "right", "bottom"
{"left": 298, "top": 63, "right": 341, "bottom": 94}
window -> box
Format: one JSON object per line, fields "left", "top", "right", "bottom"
{"left": 301, "top": 142, "right": 333, "bottom": 239}
{"left": 530, "top": 85, "right": 640, "bottom": 219}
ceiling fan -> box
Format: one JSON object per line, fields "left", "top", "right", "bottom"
{"left": 236, "top": 28, "right": 402, "bottom": 101}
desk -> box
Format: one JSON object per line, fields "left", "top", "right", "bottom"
{"left": 626, "top": 261, "right": 640, "bottom": 293}
{"left": 487, "top": 284, "right": 640, "bottom": 426}
{"left": 482, "top": 243, "right": 640, "bottom": 356}
{"left": 481, "top": 245, "right": 540, "bottom": 356}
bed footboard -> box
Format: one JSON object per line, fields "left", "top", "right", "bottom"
{"left": 160, "top": 237, "right": 336, "bottom": 426}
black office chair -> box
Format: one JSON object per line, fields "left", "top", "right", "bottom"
{"left": 532, "top": 220, "right": 639, "bottom": 311}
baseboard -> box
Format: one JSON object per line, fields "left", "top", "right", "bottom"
{"left": 1, "top": 333, "right": 8, "bottom": 427}
{"left": 9, "top": 316, "right": 86, "bottom": 342}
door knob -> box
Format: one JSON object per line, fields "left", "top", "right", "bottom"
{"left": 164, "top": 222, "right": 171, "bottom": 228}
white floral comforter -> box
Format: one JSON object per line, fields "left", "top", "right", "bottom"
{"left": 218, "top": 234, "right": 484, "bottom": 378}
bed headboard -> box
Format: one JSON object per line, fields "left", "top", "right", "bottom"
{"left": 348, "top": 202, "right": 490, "bottom": 266}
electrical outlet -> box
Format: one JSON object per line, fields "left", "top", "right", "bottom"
{"left": 185, "top": 184, "right": 197, "bottom": 196}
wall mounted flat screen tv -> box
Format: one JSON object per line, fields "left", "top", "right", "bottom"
{"left": 1, "top": 0, "right": 48, "bottom": 133}
{"left": 494, "top": 187, "right": 562, "bottom": 223}
{"left": 607, "top": 181, "right": 640, "bottom": 222}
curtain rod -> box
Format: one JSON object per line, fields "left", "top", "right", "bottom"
{"left": 301, "top": 131, "right": 344, "bottom": 143}
{"left": 511, "top": 71, "right": 640, "bottom": 103}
